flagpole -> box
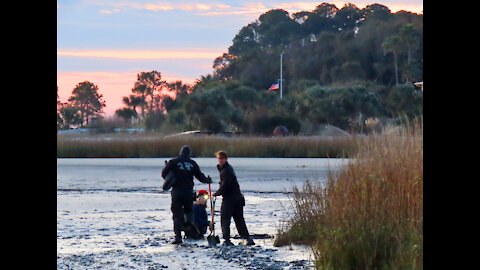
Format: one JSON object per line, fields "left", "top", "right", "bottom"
{"left": 280, "top": 52, "right": 283, "bottom": 99}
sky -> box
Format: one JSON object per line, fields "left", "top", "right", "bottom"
{"left": 57, "top": 0, "right": 423, "bottom": 116}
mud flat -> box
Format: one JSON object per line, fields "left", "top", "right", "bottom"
{"left": 57, "top": 191, "right": 316, "bottom": 269}
{"left": 57, "top": 158, "right": 346, "bottom": 269}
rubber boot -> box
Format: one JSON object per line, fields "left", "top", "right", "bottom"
{"left": 223, "top": 239, "right": 234, "bottom": 246}
{"left": 171, "top": 235, "right": 183, "bottom": 244}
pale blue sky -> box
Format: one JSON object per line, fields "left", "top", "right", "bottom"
{"left": 57, "top": 0, "right": 423, "bottom": 115}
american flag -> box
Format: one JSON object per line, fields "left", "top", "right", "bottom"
{"left": 268, "top": 81, "right": 279, "bottom": 91}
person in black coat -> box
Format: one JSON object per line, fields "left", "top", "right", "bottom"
{"left": 162, "top": 145, "right": 212, "bottom": 244}
{"left": 212, "top": 150, "right": 255, "bottom": 246}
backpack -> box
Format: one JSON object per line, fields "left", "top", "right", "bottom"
{"left": 162, "top": 170, "right": 176, "bottom": 191}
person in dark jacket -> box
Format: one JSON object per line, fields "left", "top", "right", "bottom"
{"left": 192, "top": 190, "right": 213, "bottom": 236}
{"left": 162, "top": 145, "right": 212, "bottom": 244}
{"left": 212, "top": 150, "right": 255, "bottom": 246}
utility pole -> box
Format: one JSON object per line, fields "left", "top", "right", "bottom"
{"left": 280, "top": 52, "right": 283, "bottom": 99}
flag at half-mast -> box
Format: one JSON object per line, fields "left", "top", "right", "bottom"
{"left": 268, "top": 81, "right": 279, "bottom": 91}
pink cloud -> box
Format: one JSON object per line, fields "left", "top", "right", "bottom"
{"left": 198, "top": 1, "right": 422, "bottom": 16}
{"left": 57, "top": 48, "right": 224, "bottom": 60}
{"left": 88, "top": 1, "right": 422, "bottom": 18}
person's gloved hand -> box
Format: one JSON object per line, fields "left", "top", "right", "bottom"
{"left": 208, "top": 221, "right": 215, "bottom": 232}
{"left": 206, "top": 175, "right": 212, "bottom": 184}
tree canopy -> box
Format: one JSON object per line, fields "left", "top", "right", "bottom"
{"left": 163, "top": 3, "right": 423, "bottom": 134}
{"left": 68, "top": 81, "right": 106, "bottom": 126}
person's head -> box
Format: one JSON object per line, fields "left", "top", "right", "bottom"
{"left": 215, "top": 150, "right": 228, "bottom": 167}
{"left": 196, "top": 189, "right": 209, "bottom": 206}
{"left": 179, "top": 145, "right": 191, "bottom": 158}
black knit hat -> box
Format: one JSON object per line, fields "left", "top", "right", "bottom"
{"left": 179, "top": 145, "right": 191, "bottom": 158}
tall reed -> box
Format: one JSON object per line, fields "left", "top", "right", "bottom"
{"left": 57, "top": 134, "right": 355, "bottom": 158}
{"left": 276, "top": 119, "right": 423, "bottom": 269}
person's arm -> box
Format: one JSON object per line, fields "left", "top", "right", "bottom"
{"left": 193, "top": 162, "right": 211, "bottom": 183}
{"left": 213, "top": 168, "right": 232, "bottom": 196}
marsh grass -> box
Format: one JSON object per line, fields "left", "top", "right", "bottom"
{"left": 275, "top": 119, "right": 423, "bottom": 269}
{"left": 57, "top": 134, "right": 355, "bottom": 158}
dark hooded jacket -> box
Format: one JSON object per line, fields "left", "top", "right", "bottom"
{"left": 213, "top": 161, "right": 244, "bottom": 203}
{"left": 162, "top": 145, "right": 209, "bottom": 189}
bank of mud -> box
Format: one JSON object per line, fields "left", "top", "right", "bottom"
{"left": 57, "top": 236, "right": 314, "bottom": 269}
{"left": 57, "top": 158, "right": 345, "bottom": 269}
{"left": 57, "top": 191, "right": 316, "bottom": 269}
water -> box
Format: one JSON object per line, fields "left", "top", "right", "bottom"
{"left": 57, "top": 158, "right": 346, "bottom": 193}
{"left": 57, "top": 158, "right": 347, "bottom": 269}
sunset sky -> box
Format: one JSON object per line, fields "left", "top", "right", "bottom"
{"left": 57, "top": 0, "right": 423, "bottom": 116}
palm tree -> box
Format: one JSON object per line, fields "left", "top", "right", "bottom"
{"left": 132, "top": 83, "right": 147, "bottom": 117}
{"left": 398, "top": 24, "right": 418, "bottom": 65}
{"left": 122, "top": 94, "right": 145, "bottom": 115}
{"left": 382, "top": 35, "right": 402, "bottom": 86}
{"left": 168, "top": 80, "right": 190, "bottom": 97}
{"left": 192, "top": 75, "right": 215, "bottom": 92}
{"left": 115, "top": 108, "right": 138, "bottom": 125}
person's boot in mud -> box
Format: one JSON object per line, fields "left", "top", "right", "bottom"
{"left": 172, "top": 235, "right": 183, "bottom": 245}
{"left": 245, "top": 237, "right": 255, "bottom": 246}
{"left": 222, "top": 239, "right": 234, "bottom": 246}
{"left": 171, "top": 215, "right": 184, "bottom": 244}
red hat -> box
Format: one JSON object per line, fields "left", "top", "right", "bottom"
{"left": 198, "top": 190, "right": 208, "bottom": 197}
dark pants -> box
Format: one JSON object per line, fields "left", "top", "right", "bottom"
{"left": 220, "top": 196, "right": 250, "bottom": 240}
{"left": 198, "top": 224, "right": 207, "bottom": 235}
{"left": 171, "top": 188, "right": 194, "bottom": 238}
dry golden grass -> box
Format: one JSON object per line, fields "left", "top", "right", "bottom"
{"left": 57, "top": 134, "right": 355, "bottom": 158}
{"left": 275, "top": 119, "right": 423, "bottom": 269}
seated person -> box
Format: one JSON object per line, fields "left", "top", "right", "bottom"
{"left": 192, "top": 189, "right": 212, "bottom": 236}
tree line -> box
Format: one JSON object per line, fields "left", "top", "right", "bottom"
{"left": 57, "top": 2, "right": 423, "bottom": 134}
